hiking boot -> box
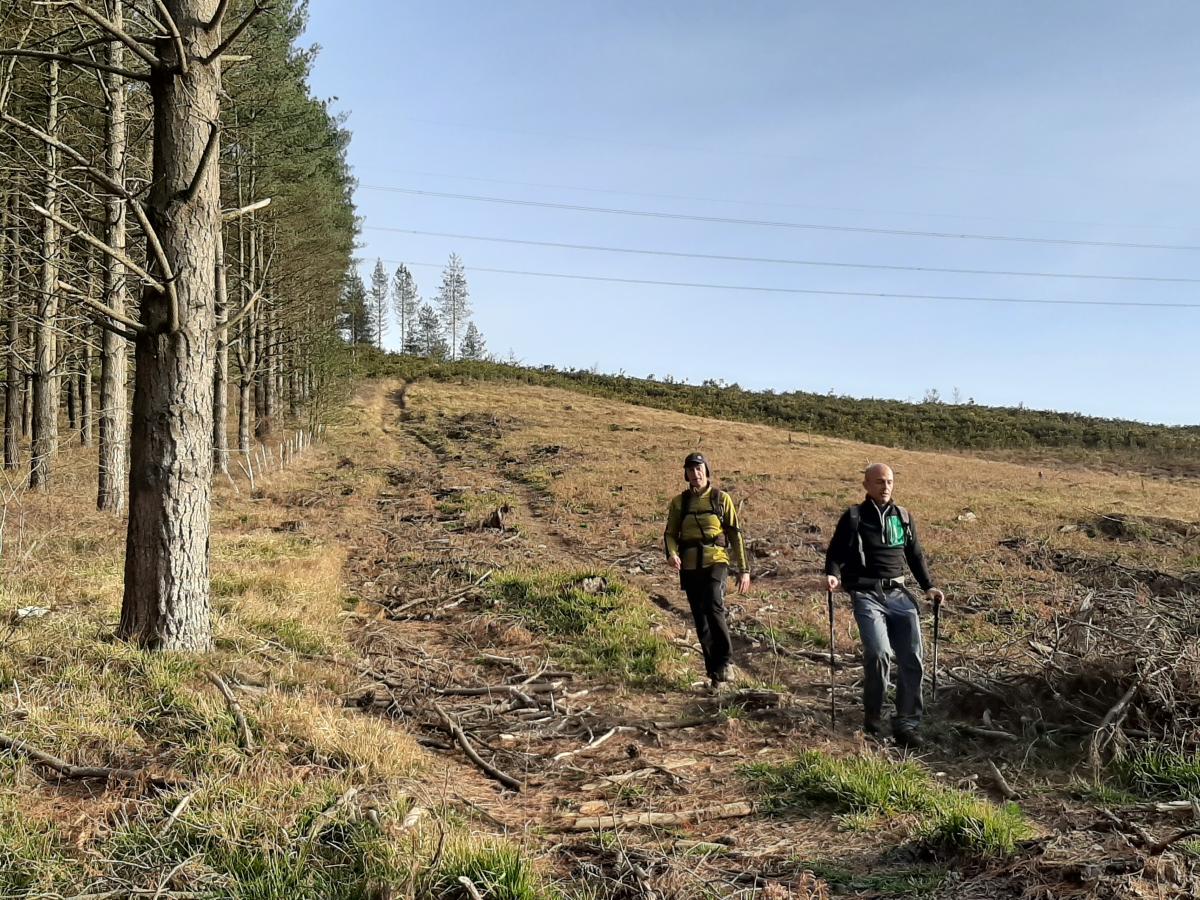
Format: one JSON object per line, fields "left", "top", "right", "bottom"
{"left": 863, "top": 719, "right": 883, "bottom": 738}
{"left": 893, "top": 728, "right": 924, "bottom": 749}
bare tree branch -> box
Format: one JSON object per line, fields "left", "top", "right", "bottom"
{"left": 206, "top": 0, "right": 233, "bottom": 32}
{"left": 66, "top": 1, "right": 161, "bottom": 70}
{"left": 201, "top": 2, "right": 267, "bottom": 64}
{"left": 220, "top": 286, "right": 263, "bottom": 334}
{"left": 150, "top": 0, "right": 188, "bottom": 75}
{"left": 0, "top": 48, "right": 150, "bottom": 82}
{"left": 222, "top": 197, "right": 271, "bottom": 221}
{"left": 33, "top": 203, "right": 164, "bottom": 293}
{"left": 58, "top": 279, "right": 145, "bottom": 335}
{"left": 1, "top": 111, "right": 128, "bottom": 197}
{"left": 180, "top": 122, "right": 219, "bottom": 205}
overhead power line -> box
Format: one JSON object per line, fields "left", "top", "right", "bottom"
{"left": 396, "top": 169, "right": 1199, "bottom": 235}
{"left": 361, "top": 185, "right": 1200, "bottom": 252}
{"left": 365, "top": 225, "right": 1200, "bottom": 285}
{"left": 386, "top": 260, "right": 1200, "bottom": 310}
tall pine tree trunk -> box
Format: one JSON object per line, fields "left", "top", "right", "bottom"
{"left": 30, "top": 59, "right": 60, "bottom": 491}
{"left": 264, "top": 299, "right": 276, "bottom": 431}
{"left": 212, "top": 225, "right": 228, "bottom": 473}
{"left": 78, "top": 249, "right": 95, "bottom": 448}
{"left": 0, "top": 186, "right": 11, "bottom": 468}
{"left": 98, "top": 0, "right": 129, "bottom": 511}
{"left": 119, "top": 0, "right": 221, "bottom": 650}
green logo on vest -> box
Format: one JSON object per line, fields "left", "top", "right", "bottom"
{"left": 884, "top": 515, "right": 906, "bottom": 548}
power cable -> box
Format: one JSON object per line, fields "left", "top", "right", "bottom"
{"left": 392, "top": 169, "right": 1198, "bottom": 234}
{"left": 386, "top": 260, "right": 1200, "bottom": 310}
{"left": 361, "top": 185, "right": 1200, "bottom": 252}
{"left": 365, "top": 225, "right": 1200, "bottom": 285}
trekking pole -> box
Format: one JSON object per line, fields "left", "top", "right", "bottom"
{"left": 827, "top": 590, "right": 837, "bottom": 729}
{"left": 931, "top": 595, "right": 942, "bottom": 702}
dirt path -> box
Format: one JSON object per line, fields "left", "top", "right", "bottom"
{"left": 327, "top": 380, "right": 1200, "bottom": 898}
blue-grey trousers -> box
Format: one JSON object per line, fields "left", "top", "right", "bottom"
{"left": 851, "top": 588, "right": 924, "bottom": 731}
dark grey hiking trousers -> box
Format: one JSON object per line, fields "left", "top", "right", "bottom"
{"left": 852, "top": 588, "right": 924, "bottom": 731}
{"left": 681, "top": 564, "right": 731, "bottom": 678}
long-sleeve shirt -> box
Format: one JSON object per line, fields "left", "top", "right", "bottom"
{"left": 663, "top": 486, "right": 749, "bottom": 574}
{"left": 824, "top": 499, "right": 934, "bottom": 591}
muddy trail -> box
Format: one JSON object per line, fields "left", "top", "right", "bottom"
{"left": 328, "top": 382, "right": 1200, "bottom": 899}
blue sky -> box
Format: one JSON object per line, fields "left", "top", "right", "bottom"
{"left": 304, "top": 2, "right": 1198, "bottom": 425}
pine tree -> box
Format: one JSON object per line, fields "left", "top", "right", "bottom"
{"left": 339, "top": 271, "right": 371, "bottom": 345}
{"left": 392, "top": 264, "right": 418, "bottom": 352}
{"left": 460, "top": 321, "right": 487, "bottom": 361}
{"left": 435, "top": 253, "right": 470, "bottom": 359}
{"left": 414, "top": 302, "right": 447, "bottom": 358}
{"left": 369, "top": 258, "right": 388, "bottom": 348}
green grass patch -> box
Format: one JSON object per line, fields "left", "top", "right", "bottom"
{"left": 796, "top": 859, "right": 946, "bottom": 896}
{"left": 1117, "top": 745, "right": 1200, "bottom": 799}
{"left": 1067, "top": 779, "right": 1138, "bottom": 806}
{"left": 424, "top": 838, "right": 558, "bottom": 900}
{"left": 745, "top": 750, "right": 1032, "bottom": 856}
{"left": 489, "top": 570, "right": 683, "bottom": 684}
{"left": 0, "top": 797, "right": 85, "bottom": 893}
{"left": 96, "top": 778, "right": 413, "bottom": 897}
{"left": 439, "top": 490, "right": 518, "bottom": 530}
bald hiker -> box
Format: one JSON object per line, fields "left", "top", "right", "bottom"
{"left": 824, "top": 463, "right": 945, "bottom": 747}
{"left": 664, "top": 453, "right": 751, "bottom": 690}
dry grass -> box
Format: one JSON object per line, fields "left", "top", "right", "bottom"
{"left": 401, "top": 379, "right": 1200, "bottom": 609}
{"left": 0, "top": 378, "right": 1193, "bottom": 896}
{"left": 0, "top": 416, "right": 443, "bottom": 895}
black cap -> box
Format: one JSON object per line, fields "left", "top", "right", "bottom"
{"left": 683, "top": 453, "right": 707, "bottom": 468}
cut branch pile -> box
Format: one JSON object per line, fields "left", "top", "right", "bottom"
{"left": 938, "top": 587, "right": 1200, "bottom": 759}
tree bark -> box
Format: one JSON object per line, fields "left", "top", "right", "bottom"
{"left": 0, "top": 188, "right": 16, "bottom": 470}
{"left": 30, "top": 58, "right": 60, "bottom": 492}
{"left": 21, "top": 373, "right": 30, "bottom": 439}
{"left": 264, "top": 297, "right": 277, "bottom": 430}
{"left": 212, "top": 224, "right": 229, "bottom": 473}
{"left": 78, "top": 249, "right": 95, "bottom": 448}
{"left": 98, "top": 0, "right": 129, "bottom": 512}
{"left": 119, "top": 1, "right": 221, "bottom": 651}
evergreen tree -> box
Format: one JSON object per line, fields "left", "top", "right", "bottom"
{"left": 460, "top": 321, "right": 487, "bottom": 361}
{"left": 392, "top": 263, "right": 418, "bottom": 352}
{"left": 414, "top": 302, "right": 447, "bottom": 358}
{"left": 339, "top": 271, "right": 371, "bottom": 345}
{"left": 369, "top": 258, "right": 388, "bottom": 348}
{"left": 435, "top": 253, "right": 470, "bottom": 359}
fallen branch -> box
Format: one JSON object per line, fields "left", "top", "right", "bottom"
{"left": 304, "top": 786, "right": 359, "bottom": 843}
{"left": 1150, "top": 826, "right": 1200, "bottom": 856}
{"left": 432, "top": 702, "right": 522, "bottom": 791}
{"left": 388, "top": 570, "right": 493, "bottom": 617}
{"left": 399, "top": 803, "right": 426, "bottom": 832}
{"left": 552, "top": 726, "right": 637, "bottom": 762}
{"left": 438, "top": 680, "right": 560, "bottom": 697}
{"left": 208, "top": 672, "right": 254, "bottom": 751}
{"left": 160, "top": 790, "right": 196, "bottom": 835}
{"left": 942, "top": 667, "right": 1012, "bottom": 704}
{"left": 457, "top": 877, "right": 485, "bottom": 900}
{"left": 560, "top": 800, "right": 753, "bottom": 831}
{"left": 0, "top": 731, "right": 142, "bottom": 781}
{"left": 986, "top": 759, "right": 1019, "bottom": 799}
{"left": 954, "top": 723, "right": 1019, "bottom": 742}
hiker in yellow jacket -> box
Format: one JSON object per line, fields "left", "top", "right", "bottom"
{"left": 664, "top": 452, "right": 751, "bottom": 688}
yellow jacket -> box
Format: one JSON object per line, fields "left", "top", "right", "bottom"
{"left": 663, "top": 486, "right": 749, "bottom": 573}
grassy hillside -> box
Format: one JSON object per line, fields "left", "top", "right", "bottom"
{"left": 363, "top": 352, "right": 1200, "bottom": 477}
{"left": 0, "top": 376, "right": 1197, "bottom": 897}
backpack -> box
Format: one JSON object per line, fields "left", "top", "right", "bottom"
{"left": 675, "top": 488, "right": 736, "bottom": 549}
{"left": 845, "top": 503, "right": 910, "bottom": 569}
